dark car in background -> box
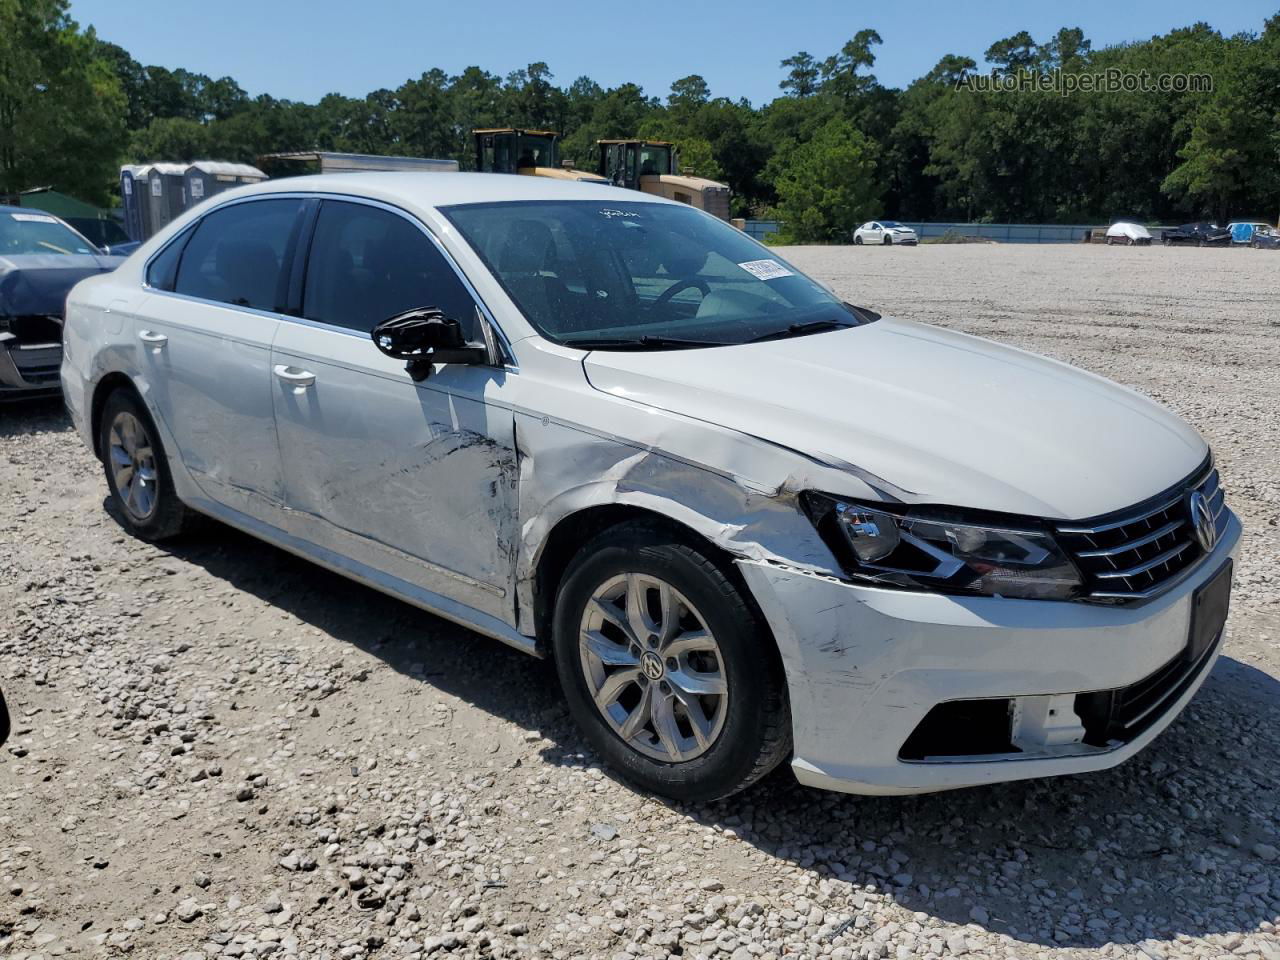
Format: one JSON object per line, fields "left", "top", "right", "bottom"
{"left": 64, "top": 215, "right": 141, "bottom": 257}
{"left": 1161, "top": 222, "right": 1231, "bottom": 247}
{"left": 1, "top": 206, "right": 124, "bottom": 400}
{"left": 1250, "top": 226, "right": 1280, "bottom": 249}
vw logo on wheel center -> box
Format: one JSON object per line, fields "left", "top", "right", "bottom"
{"left": 1188, "top": 490, "right": 1217, "bottom": 552}
{"left": 640, "top": 651, "right": 665, "bottom": 681}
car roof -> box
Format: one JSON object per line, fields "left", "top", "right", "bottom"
{"left": 228, "top": 172, "right": 673, "bottom": 210}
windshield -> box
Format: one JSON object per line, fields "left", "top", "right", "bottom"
{"left": 638, "top": 145, "right": 673, "bottom": 176}
{"left": 881, "top": 221, "right": 907, "bottom": 228}
{"left": 517, "top": 134, "right": 557, "bottom": 168}
{"left": 0, "top": 212, "right": 97, "bottom": 256}
{"left": 443, "top": 200, "right": 869, "bottom": 348}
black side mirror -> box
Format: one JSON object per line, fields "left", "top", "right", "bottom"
{"left": 371, "top": 307, "right": 489, "bottom": 381}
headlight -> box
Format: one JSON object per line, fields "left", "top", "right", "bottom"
{"left": 804, "top": 494, "right": 1082, "bottom": 601}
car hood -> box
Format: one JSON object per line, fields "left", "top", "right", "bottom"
{"left": 582, "top": 318, "right": 1207, "bottom": 519}
{"left": 0, "top": 253, "right": 124, "bottom": 318}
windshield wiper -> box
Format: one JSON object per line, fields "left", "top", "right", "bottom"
{"left": 561, "top": 335, "right": 725, "bottom": 351}
{"left": 746, "top": 319, "right": 854, "bottom": 343}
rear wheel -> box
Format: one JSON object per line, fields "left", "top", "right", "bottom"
{"left": 99, "top": 389, "right": 192, "bottom": 541}
{"left": 854, "top": 235, "right": 863, "bottom": 245}
{"left": 552, "top": 521, "right": 790, "bottom": 802}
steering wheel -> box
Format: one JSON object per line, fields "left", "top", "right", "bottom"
{"left": 653, "top": 277, "right": 711, "bottom": 311}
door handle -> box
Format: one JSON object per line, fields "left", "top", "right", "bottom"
{"left": 138, "top": 330, "right": 168, "bottom": 346}
{"left": 273, "top": 364, "right": 316, "bottom": 388}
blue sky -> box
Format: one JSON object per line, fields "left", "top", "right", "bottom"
{"left": 71, "top": 0, "right": 1276, "bottom": 106}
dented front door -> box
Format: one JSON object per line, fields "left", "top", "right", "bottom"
{"left": 270, "top": 324, "right": 519, "bottom": 623}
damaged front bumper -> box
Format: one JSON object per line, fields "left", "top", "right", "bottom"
{"left": 737, "top": 510, "right": 1241, "bottom": 795}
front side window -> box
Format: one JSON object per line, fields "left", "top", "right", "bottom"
{"left": 302, "top": 201, "right": 477, "bottom": 335}
{"left": 174, "top": 199, "right": 303, "bottom": 311}
{"left": 443, "top": 200, "right": 870, "bottom": 348}
{"left": 0, "top": 212, "right": 97, "bottom": 256}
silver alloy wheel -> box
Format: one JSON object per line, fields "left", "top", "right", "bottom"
{"left": 578, "top": 572, "right": 728, "bottom": 763}
{"left": 108, "top": 411, "right": 159, "bottom": 521}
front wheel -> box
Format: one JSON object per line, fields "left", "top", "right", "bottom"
{"left": 552, "top": 522, "right": 790, "bottom": 802}
{"left": 99, "top": 389, "right": 192, "bottom": 541}
{"left": 882, "top": 235, "right": 892, "bottom": 245}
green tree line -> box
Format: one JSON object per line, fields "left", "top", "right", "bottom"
{"left": 2, "top": 1, "right": 1277, "bottom": 241}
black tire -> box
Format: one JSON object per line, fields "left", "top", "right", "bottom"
{"left": 882, "top": 235, "right": 892, "bottom": 245}
{"left": 854, "top": 236, "right": 863, "bottom": 245}
{"left": 551, "top": 521, "right": 791, "bottom": 802}
{"left": 98, "top": 388, "right": 192, "bottom": 541}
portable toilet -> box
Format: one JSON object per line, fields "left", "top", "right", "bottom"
{"left": 184, "top": 161, "right": 268, "bottom": 210}
{"left": 119, "top": 165, "right": 148, "bottom": 242}
{"left": 138, "top": 163, "right": 189, "bottom": 240}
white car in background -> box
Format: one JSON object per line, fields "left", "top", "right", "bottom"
{"left": 62, "top": 175, "right": 1238, "bottom": 802}
{"left": 854, "top": 221, "right": 918, "bottom": 246}
{"left": 1105, "top": 222, "right": 1153, "bottom": 246}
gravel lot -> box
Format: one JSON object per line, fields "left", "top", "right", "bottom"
{"left": 2, "top": 243, "right": 1278, "bottom": 960}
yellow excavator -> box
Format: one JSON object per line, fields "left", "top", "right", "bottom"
{"left": 472, "top": 128, "right": 608, "bottom": 183}
{"left": 597, "top": 140, "right": 731, "bottom": 220}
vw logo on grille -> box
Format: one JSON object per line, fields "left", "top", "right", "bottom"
{"left": 1188, "top": 491, "right": 1217, "bottom": 552}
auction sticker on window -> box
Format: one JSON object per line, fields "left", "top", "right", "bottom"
{"left": 11, "top": 213, "right": 57, "bottom": 223}
{"left": 738, "top": 259, "right": 794, "bottom": 281}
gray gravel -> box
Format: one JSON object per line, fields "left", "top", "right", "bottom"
{"left": 1, "top": 242, "right": 1278, "bottom": 960}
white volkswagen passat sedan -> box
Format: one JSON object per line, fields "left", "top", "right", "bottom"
{"left": 853, "top": 221, "right": 918, "bottom": 245}
{"left": 62, "top": 175, "right": 1238, "bottom": 801}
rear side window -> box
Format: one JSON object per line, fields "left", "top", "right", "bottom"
{"left": 302, "top": 200, "right": 477, "bottom": 334}
{"left": 174, "top": 199, "right": 303, "bottom": 311}
{"left": 145, "top": 227, "right": 192, "bottom": 291}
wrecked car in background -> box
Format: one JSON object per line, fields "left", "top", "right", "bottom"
{"left": 1104, "top": 221, "right": 1152, "bottom": 246}
{"left": 62, "top": 175, "right": 1239, "bottom": 801}
{"left": 1247, "top": 225, "right": 1280, "bottom": 249}
{"left": 1161, "top": 222, "right": 1231, "bottom": 247}
{"left": 1, "top": 206, "right": 124, "bottom": 400}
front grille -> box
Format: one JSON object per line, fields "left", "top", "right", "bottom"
{"left": 1075, "top": 628, "right": 1221, "bottom": 745}
{"left": 9, "top": 314, "right": 62, "bottom": 341}
{"left": 1055, "top": 462, "right": 1227, "bottom": 602}
{"left": 9, "top": 344, "right": 63, "bottom": 385}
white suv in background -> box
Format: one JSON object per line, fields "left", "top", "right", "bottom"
{"left": 62, "top": 174, "right": 1238, "bottom": 801}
